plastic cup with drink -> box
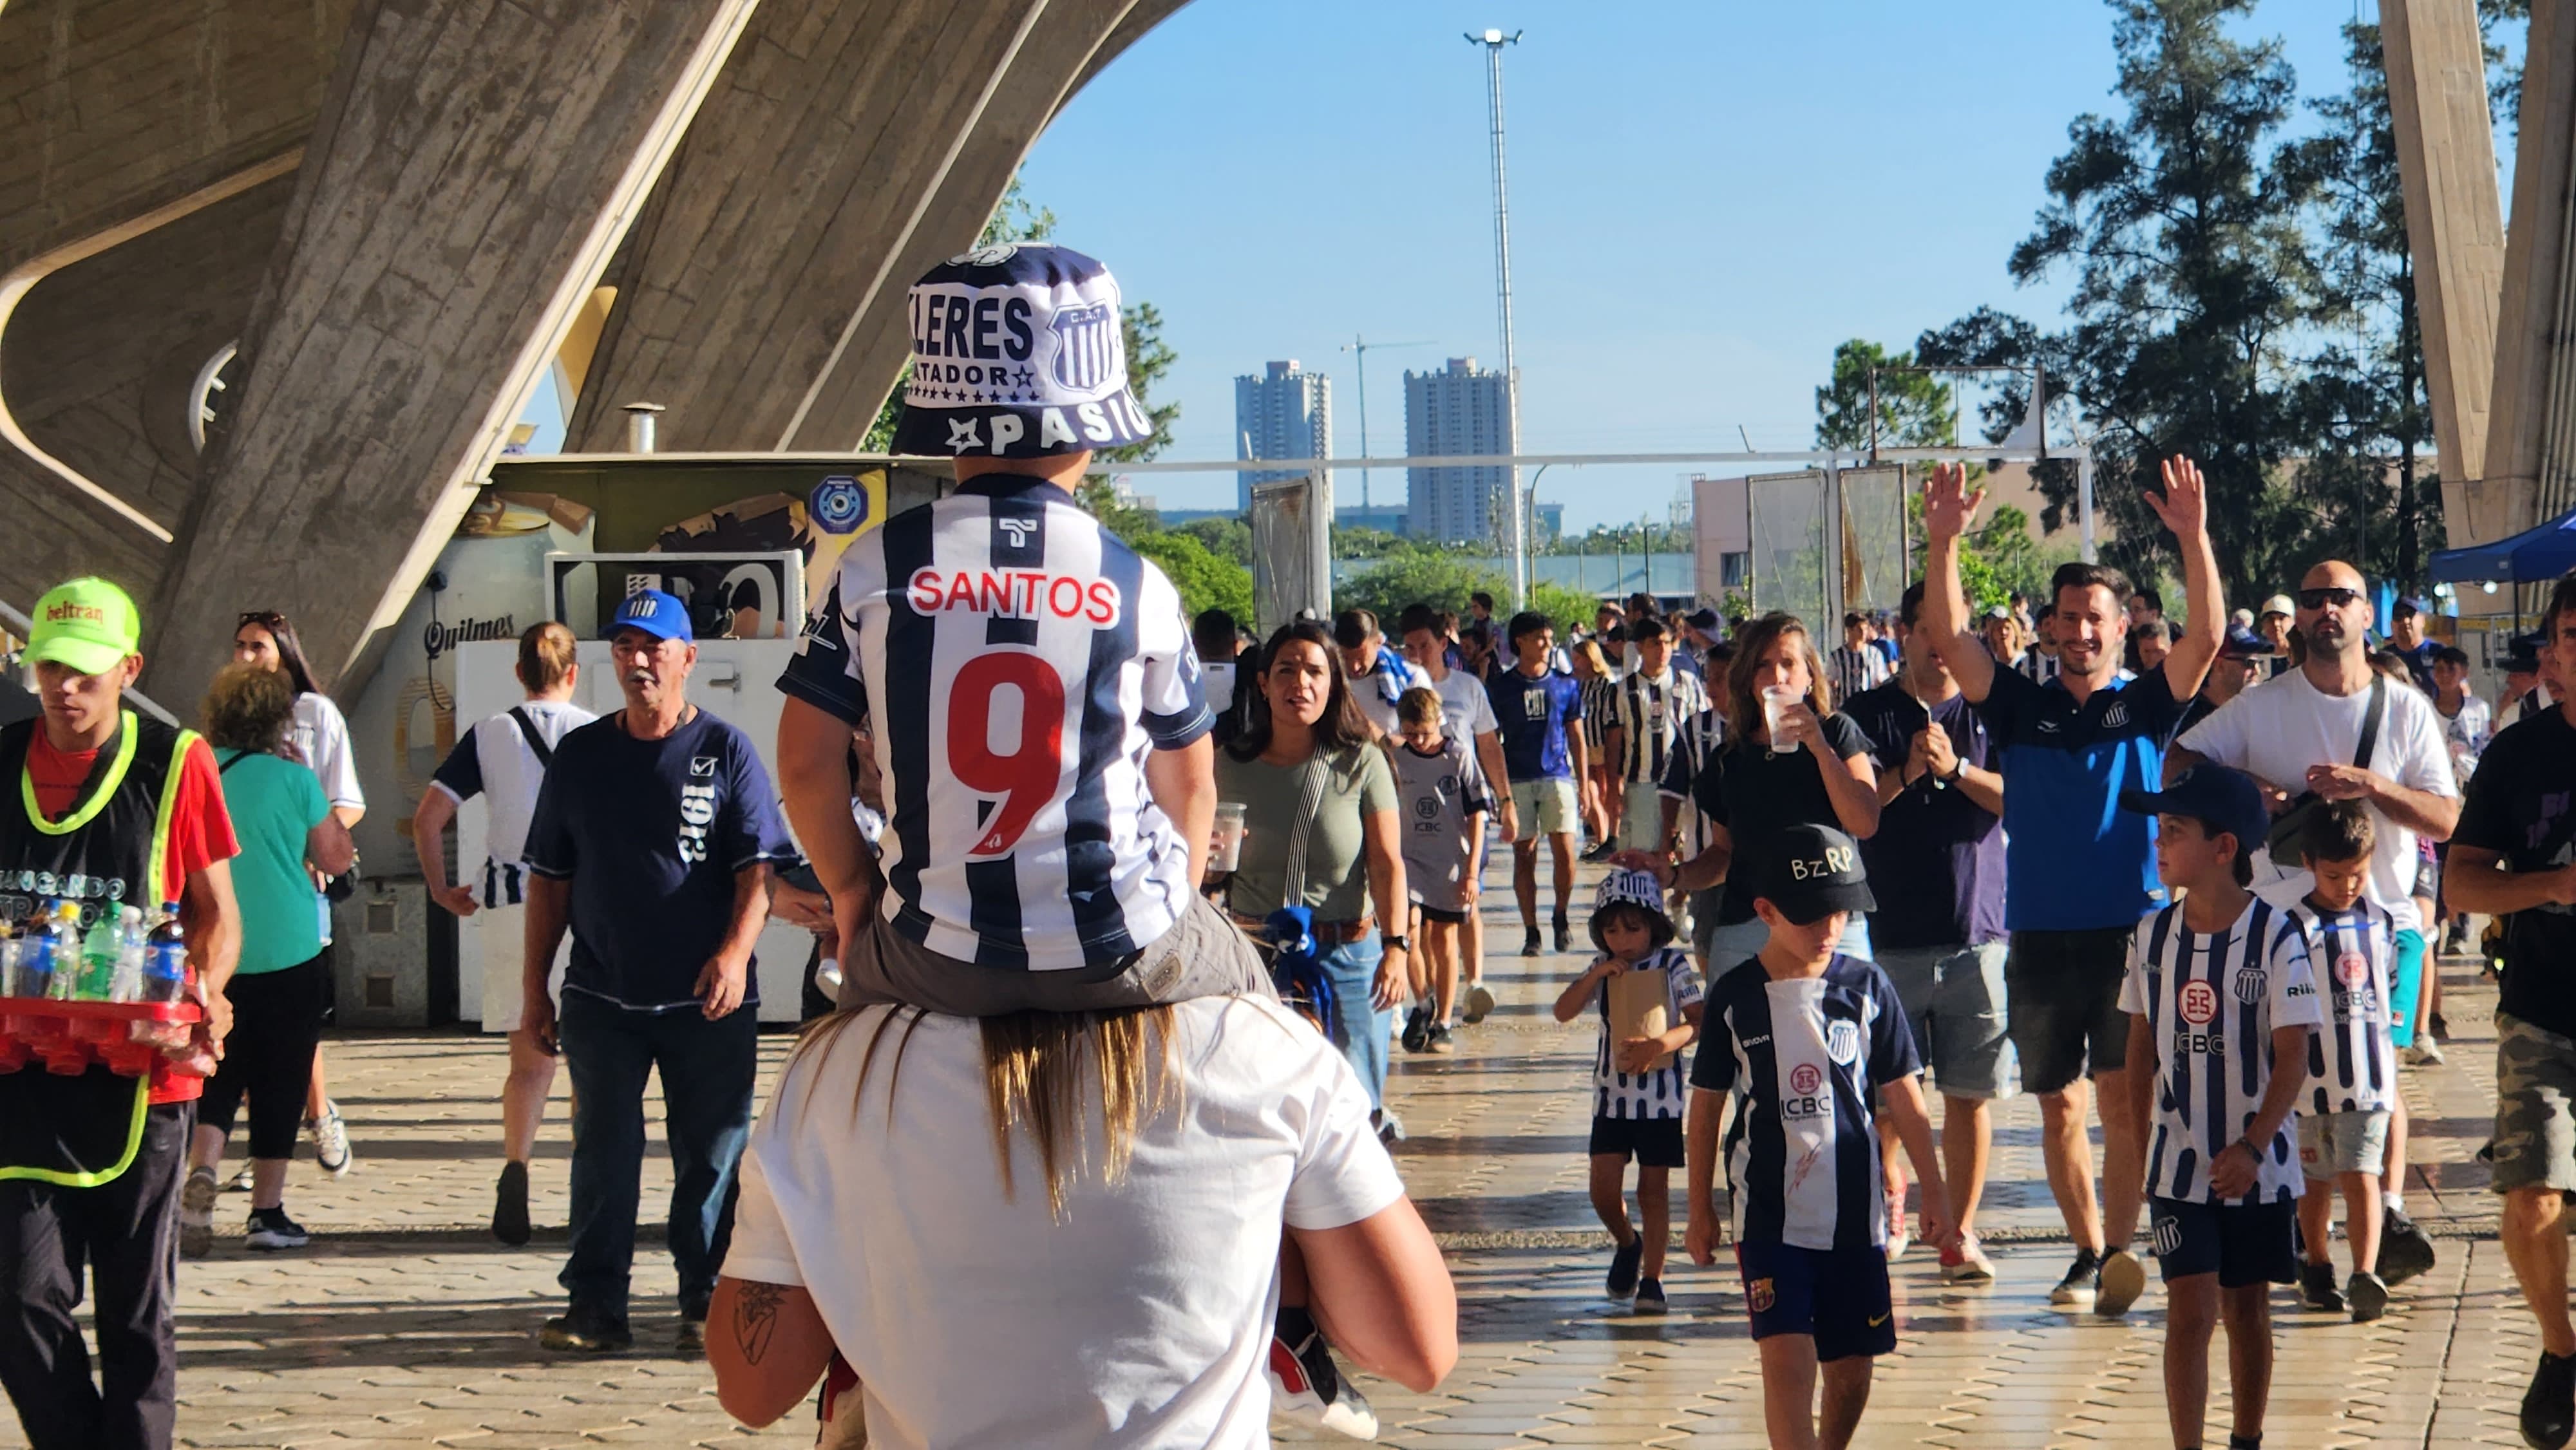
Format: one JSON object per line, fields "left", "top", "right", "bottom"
{"left": 1209, "top": 802, "right": 1248, "bottom": 880}
{"left": 1761, "top": 686, "right": 1803, "bottom": 757}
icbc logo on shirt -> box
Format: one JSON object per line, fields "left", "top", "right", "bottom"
{"left": 1782, "top": 1061, "right": 1832, "bottom": 1119}
{"left": 2179, "top": 980, "right": 2218, "bottom": 1025}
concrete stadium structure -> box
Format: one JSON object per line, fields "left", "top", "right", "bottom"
{"left": 0, "top": 0, "right": 2568, "bottom": 702}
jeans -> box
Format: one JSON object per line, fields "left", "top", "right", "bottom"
{"left": 0, "top": 1102, "right": 188, "bottom": 1450}
{"left": 558, "top": 992, "right": 757, "bottom": 1326}
{"left": 1320, "top": 934, "right": 1391, "bottom": 1110}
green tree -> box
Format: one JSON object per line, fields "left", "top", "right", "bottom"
{"left": 1175, "top": 515, "right": 1252, "bottom": 567}
{"left": 1930, "top": 0, "right": 2324, "bottom": 606}
{"left": 1524, "top": 581, "right": 1598, "bottom": 640}
{"left": 1099, "top": 301, "right": 1179, "bottom": 466}
{"left": 1334, "top": 549, "right": 1511, "bottom": 627}
{"left": 1814, "top": 339, "right": 1955, "bottom": 451}
{"left": 1130, "top": 530, "right": 1253, "bottom": 624}
{"left": 1331, "top": 525, "right": 1410, "bottom": 560}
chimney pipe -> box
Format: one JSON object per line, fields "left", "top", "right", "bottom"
{"left": 623, "top": 402, "right": 665, "bottom": 453}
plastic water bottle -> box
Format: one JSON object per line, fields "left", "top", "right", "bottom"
{"left": 77, "top": 909, "right": 120, "bottom": 1001}
{"left": 0, "top": 928, "right": 19, "bottom": 999}
{"left": 14, "top": 903, "right": 55, "bottom": 1000}
{"left": 140, "top": 903, "right": 186, "bottom": 1005}
{"left": 44, "top": 903, "right": 82, "bottom": 1001}
{"left": 108, "top": 907, "right": 146, "bottom": 1003}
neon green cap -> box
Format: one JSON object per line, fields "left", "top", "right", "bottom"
{"left": 25, "top": 578, "right": 142, "bottom": 676}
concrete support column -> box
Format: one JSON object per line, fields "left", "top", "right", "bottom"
{"left": 2483, "top": 0, "right": 2576, "bottom": 543}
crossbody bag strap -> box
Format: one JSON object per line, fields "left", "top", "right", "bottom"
{"left": 2353, "top": 674, "right": 2387, "bottom": 773}
{"left": 507, "top": 707, "right": 556, "bottom": 769}
{"left": 1280, "top": 750, "right": 1334, "bottom": 910}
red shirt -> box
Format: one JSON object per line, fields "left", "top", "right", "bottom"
{"left": 25, "top": 727, "right": 240, "bottom": 1104}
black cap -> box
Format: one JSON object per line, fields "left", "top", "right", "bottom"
{"left": 1753, "top": 824, "right": 1877, "bottom": 925}
{"left": 2119, "top": 765, "right": 2269, "bottom": 859}
{"left": 2507, "top": 631, "right": 2546, "bottom": 673}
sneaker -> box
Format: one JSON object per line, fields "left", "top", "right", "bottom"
{"left": 1607, "top": 1237, "right": 1643, "bottom": 1299}
{"left": 1400, "top": 1006, "right": 1431, "bottom": 1054}
{"left": 179, "top": 1167, "right": 217, "bottom": 1260}
{"left": 1463, "top": 983, "right": 1496, "bottom": 1024}
{"left": 1883, "top": 1187, "right": 1910, "bottom": 1261}
{"left": 308, "top": 1100, "right": 353, "bottom": 1176}
{"left": 243, "top": 1206, "right": 310, "bottom": 1250}
{"left": 1553, "top": 917, "right": 1571, "bottom": 954}
{"left": 1521, "top": 928, "right": 1541, "bottom": 958}
{"left": 675, "top": 1317, "right": 706, "bottom": 1358}
{"left": 2298, "top": 1260, "right": 2346, "bottom": 1312}
{"left": 2432, "top": 1010, "right": 2452, "bottom": 1042}
{"left": 225, "top": 1163, "right": 254, "bottom": 1193}
{"left": 1634, "top": 1276, "right": 1667, "bottom": 1314}
{"left": 2380, "top": 1210, "right": 2438, "bottom": 1286}
{"left": 1940, "top": 1236, "right": 1998, "bottom": 1283}
{"left": 2048, "top": 1248, "right": 2103, "bottom": 1306}
{"left": 2348, "top": 1269, "right": 2389, "bottom": 1323}
{"left": 538, "top": 1306, "right": 633, "bottom": 1355}
{"left": 1267, "top": 1328, "right": 1378, "bottom": 1440}
{"left": 2404, "top": 1039, "right": 2447, "bottom": 1067}
{"left": 2526, "top": 1349, "right": 2576, "bottom": 1450}
{"left": 492, "top": 1160, "right": 532, "bottom": 1247}
{"left": 1426, "top": 1022, "right": 1455, "bottom": 1055}
{"left": 2094, "top": 1247, "right": 2147, "bottom": 1317}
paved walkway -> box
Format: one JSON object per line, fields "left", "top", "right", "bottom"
{"left": 0, "top": 894, "right": 2544, "bottom": 1449}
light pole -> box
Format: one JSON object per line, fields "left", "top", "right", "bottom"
{"left": 1339, "top": 335, "right": 1430, "bottom": 520}
{"left": 1467, "top": 28, "right": 1528, "bottom": 603}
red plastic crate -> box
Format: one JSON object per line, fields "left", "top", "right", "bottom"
{"left": 0, "top": 997, "right": 201, "bottom": 1077}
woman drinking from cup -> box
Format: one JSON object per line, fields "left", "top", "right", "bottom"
{"left": 1654, "top": 612, "right": 1881, "bottom": 968}
{"left": 1215, "top": 621, "right": 1412, "bottom": 1139}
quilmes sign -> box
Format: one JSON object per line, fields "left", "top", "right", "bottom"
{"left": 424, "top": 615, "right": 518, "bottom": 660}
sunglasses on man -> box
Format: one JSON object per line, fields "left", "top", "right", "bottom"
{"left": 2295, "top": 587, "right": 2364, "bottom": 610}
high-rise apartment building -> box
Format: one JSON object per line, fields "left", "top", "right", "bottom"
{"left": 1233, "top": 360, "right": 1332, "bottom": 513}
{"left": 1405, "top": 357, "right": 1513, "bottom": 545}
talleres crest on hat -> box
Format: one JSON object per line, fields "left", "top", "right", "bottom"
{"left": 1048, "top": 300, "right": 1121, "bottom": 391}
{"left": 952, "top": 243, "right": 1019, "bottom": 267}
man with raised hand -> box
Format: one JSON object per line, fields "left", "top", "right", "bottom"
{"left": 1917, "top": 457, "right": 2222, "bottom": 1319}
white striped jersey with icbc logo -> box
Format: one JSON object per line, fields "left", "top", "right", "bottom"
{"left": 1690, "top": 955, "right": 1919, "bottom": 1251}
{"left": 779, "top": 475, "right": 1211, "bottom": 970}
{"left": 2120, "top": 898, "right": 2324, "bottom": 1205}
{"left": 2287, "top": 896, "right": 2398, "bottom": 1115}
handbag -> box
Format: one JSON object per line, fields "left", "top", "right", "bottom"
{"left": 2264, "top": 675, "right": 2385, "bottom": 857}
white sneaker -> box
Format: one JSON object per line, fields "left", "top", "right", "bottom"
{"left": 1942, "top": 1236, "right": 1998, "bottom": 1283}
{"left": 179, "top": 1167, "right": 217, "bottom": 1259}
{"left": 224, "top": 1163, "right": 254, "bottom": 1193}
{"left": 1462, "top": 983, "right": 1496, "bottom": 1024}
{"left": 308, "top": 1100, "right": 353, "bottom": 1176}
{"left": 1269, "top": 1329, "right": 1377, "bottom": 1439}
{"left": 2404, "top": 1039, "right": 2446, "bottom": 1067}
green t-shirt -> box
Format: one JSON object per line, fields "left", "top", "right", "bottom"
{"left": 214, "top": 749, "right": 328, "bottom": 975}
{"left": 1215, "top": 743, "right": 1397, "bottom": 922}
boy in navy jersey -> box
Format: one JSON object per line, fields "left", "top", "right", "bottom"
{"left": 1552, "top": 870, "right": 1702, "bottom": 1313}
{"left": 1685, "top": 825, "right": 1949, "bottom": 1450}
{"left": 2278, "top": 801, "right": 2400, "bottom": 1321}
{"left": 2112, "top": 766, "right": 2324, "bottom": 1450}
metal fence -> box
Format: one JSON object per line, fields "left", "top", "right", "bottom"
{"left": 1747, "top": 469, "right": 1827, "bottom": 634}
{"left": 1745, "top": 466, "right": 1910, "bottom": 638}
{"left": 1840, "top": 464, "right": 1908, "bottom": 617}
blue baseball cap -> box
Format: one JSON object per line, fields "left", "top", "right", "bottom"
{"left": 608, "top": 588, "right": 692, "bottom": 643}
{"left": 2220, "top": 623, "right": 2268, "bottom": 659}
{"left": 2120, "top": 765, "right": 2269, "bottom": 860}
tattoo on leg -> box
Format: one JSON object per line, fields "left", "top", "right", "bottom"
{"left": 734, "top": 1281, "right": 784, "bottom": 1364}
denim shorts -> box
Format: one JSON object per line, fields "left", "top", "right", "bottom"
{"left": 1875, "top": 941, "right": 2016, "bottom": 1100}
{"left": 2298, "top": 1109, "right": 2391, "bottom": 1180}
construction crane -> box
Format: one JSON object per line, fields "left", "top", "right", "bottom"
{"left": 1338, "top": 335, "right": 1432, "bottom": 518}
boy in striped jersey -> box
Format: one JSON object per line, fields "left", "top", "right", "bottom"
{"left": 2276, "top": 800, "right": 2398, "bottom": 1321}
{"left": 1551, "top": 871, "right": 1702, "bottom": 1313}
{"left": 2112, "top": 766, "right": 2325, "bottom": 1450}
{"left": 1683, "top": 825, "right": 1950, "bottom": 1450}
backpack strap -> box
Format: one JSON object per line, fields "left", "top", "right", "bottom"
{"left": 507, "top": 707, "right": 556, "bottom": 770}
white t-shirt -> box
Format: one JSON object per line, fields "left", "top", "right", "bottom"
{"left": 1348, "top": 648, "right": 1432, "bottom": 738}
{"left": 1426, "top": 664, "right": 1499, "bottom": 748}
{"left": 2177, "top": 670, "right": 2458, "bottom": 935}
{"left": 291, "top": 692, "right": 364, "bottom": 810}
{"left": 723, "top": 997, "right": 1406, "bottom": 1450}
{"left": 428, "top": 699, "right": 600, "bottom": 871}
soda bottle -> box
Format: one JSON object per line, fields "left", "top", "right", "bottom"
{"left": 14, "top": 903, "right": 55, "bottom": 1000}
{"left": 140, "top": 903, "right": 187, "bottom": 1005}
{"left": 109, "top": 906, "right": 146, "bottom": 1003}
{"left": 78, "top": 909, "right": 119, "bottom": 1001}
{"left": 0, "top": 925, "right": 19, "bottom": 999}
{"left": 44, "top": 903, "right": 82, "bottom": 1001}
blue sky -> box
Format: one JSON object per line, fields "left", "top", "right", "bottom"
{"left": 1002, "top": 0, "right": 2501, "bottom": 527}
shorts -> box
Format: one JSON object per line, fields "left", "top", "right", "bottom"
{"left": 2298, "top": 1108, "right": 2391, "bottom": 1179}
{"left": 478, "top": 899, "right": 571, "bottom": 1033}
{"left": 2005, "top": 927, "right": 2132, "bottom": 1095}
{"left": 838, "top": 890, "right": 1276, "bottom": 1015}
{"left": 1687, "top": 885, "right": 1725, "bottom": 968}
{"left": 1735, "top": 1239, "right": 1895, "bottom": 1362}
{"left": 1405, "top": 842, "right": 1475, "bottom": 916}
{"left": 1875, "top": 941, "right": 2017, "bottom": 1100}
{"left": 1412, "top": 899, "right": 1468, "bottom": 927}
{"left": 2148, "top": 1196, "right": 2297, "bottom": 1287}
{"left": 2492, "top": 1011, "right": 2576, "bottom": 1196}
{"left": 1510, "top": 777, "right": 1580, "bottom": 838}
{"left": 1618, "top": 780, "right": 1667, "bottom": 852}
{"left": 2389, "top": 929, "right": 2426, "bottom": 1049}
{"left": 1589, "top": 1113, "right": 1685, "bottom": 1168}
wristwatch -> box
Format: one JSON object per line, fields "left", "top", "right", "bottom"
{"left": 1381, "top": 934, "right": 1412, "bottom": 953}
{"left": 1937, "top": 759, "right": 1966, "bottom": 789}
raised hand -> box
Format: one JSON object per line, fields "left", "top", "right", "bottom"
{"left": 2147, "top": 455, "right": 2210, "bottom": 540}
{"left": 1922, "top": 461, "right": 1986, "bottom": 542}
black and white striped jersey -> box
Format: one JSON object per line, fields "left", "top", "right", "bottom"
{"left": 2119, "top": 898, "right": 2324, "bottom": 1204}
{"left": 778, "top": 475, "right": 1212, "bottom": 970}
{"left": 1656, "top": 707, "right": 1728, "bottom": 858}
{"left": 2279, "top": 893, "right": 2398, "bottom": 1115}
{"left": 1610, "top": 668, "right": 1712, "bottom": 787}
{"left": 1588, "top": 945, "right": 1704, "bottom": 1120}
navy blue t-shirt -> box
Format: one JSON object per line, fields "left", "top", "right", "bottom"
{"left": 1488, "top": 666, "right": 1584, "bottom": 780}
{"left": 1974, "top": 666, "right": 2183, "bottom": 932}
{"left": 522, "top": 708, "right": 799, "bottom": 1012}
{"left": 1842, "top": 682, "right": 2005, "bottom": 950}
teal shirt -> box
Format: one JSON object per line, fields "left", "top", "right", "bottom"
{"left": 214, "top": 750, "right": 328, "bottom": 975}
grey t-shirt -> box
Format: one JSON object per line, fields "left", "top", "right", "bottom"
{"left": 1216, "top": 744, "right": 1398, "bottom": 922}
{"left": 1390, "top": 737, "right": 1493, "bottom": 911}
